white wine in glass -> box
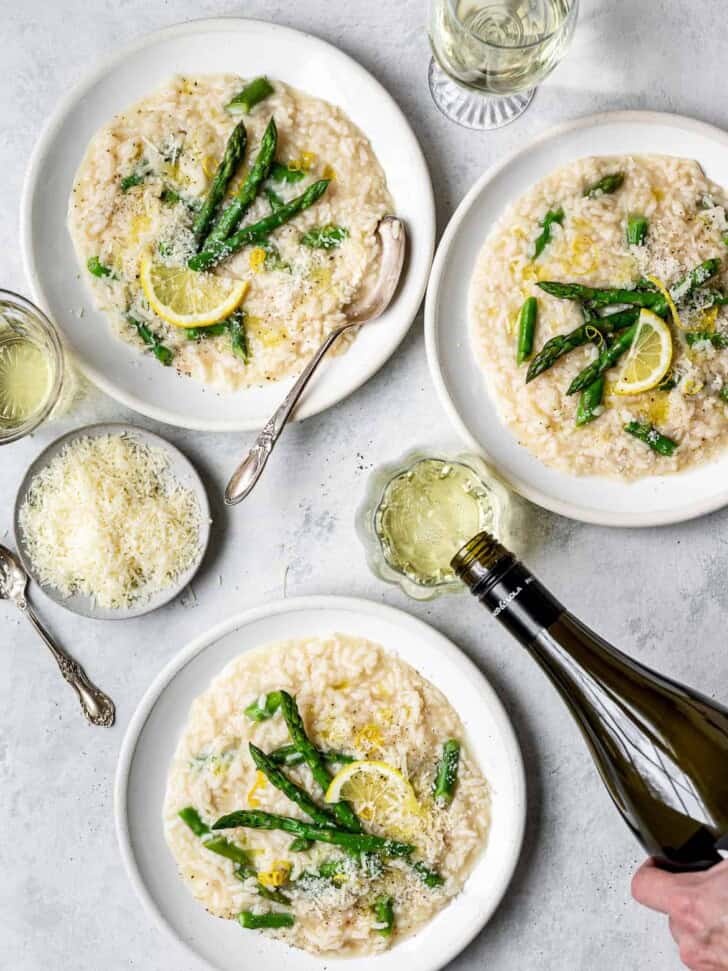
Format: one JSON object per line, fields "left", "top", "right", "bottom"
{"left": 429, "top": 0, "right": 579, "bottom": 130}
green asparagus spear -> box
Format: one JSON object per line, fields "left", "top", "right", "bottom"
{"left": 627, "top": 214, "right": 648, "bottom": 246}
{"left": 671, "top": 259, "right": 721, "bottom": 302}
{"left": 657, "top": 371, "right": 678, "bottom": 391}
{"left": 189, "top": 179, "right": 329, "bottom": 271}
{"left": 567, "top": 322, "right": 639, "bottom": 395}
{"left": 204, "top": 836, "right": 255, "bottom": 869}
{"left": 624, "top": 421, "right": 678, "bottom": 456}
{"left": 516, "top": 297, "right": 538, "bottom": 365}
{"left": 192, "top": 122, "right": 248, "bottom": 245}
{"left": 532, "top": 208, "right": 564, "bottom": 259}
{"left": 269, "top": 745, "right": 355, "bottom": 767}
{"left": 538, "top": 281, "right": 667, "bottom": 314}
{"left": 226, "top": 77, "right": 274, "bottom": 115}
{"left": 212, "top": 810, "right": 414, "bottom": 857}
{"left": 279, "top": 691, "right": 361, "bottom": 832}
{"left": 87, "top": 256, "right": 112, "bottom": 278}
{"left": 433, "top": 740, "right": 461, "bottom": 807}
{"left": 249, "top": 743, "right": 340, "bottom": 827}
{"left": 178, "top": 806, "right": 210, "bottom": 837}
{"left": 265, "top": 187, "right": 285, "bottom": 211}
{"left": 228, "top": 309, "right": 250, "bottom": 362}
{"left": 685, "top": 330, "right": 728, "bottom": 349}
{"left": 583, "top": 172, "right": 624, "bottom": 198}
{"left": 289, "top": 837, "right": 313, "bottom": 852}
{"left": 300, "top": 224, "right": 349, "bottom": 250}
{"left": 239, "top": 911, "right": 295, "bottom": 930}
{"left": 179, "top": 809, "right": 256, "bottom": 870}
{"left": 245, "top": 691, "right": 283, "bottom": 722}
{"left": 411, "top": 861, "right": 445, "bottom": 888}
{"left": 186, "top": 322, "right": 229, "bottom": 340}
{"left": 372, "top": 895, "right": 394, "bottom": 936}
{"left": 127, "top": 315, "right": 173, "bottom": 366}
{"left": 270, "top": 161, "right": 306, "bottom": 184}
{"left": 576, "top": 376, "right": 605, "bottom": 425}
{"left": 526, "top": 308, "right": 639, "bottom": 383}
{"left": 202, "top": 118, "right": 278, "bottom": 249}
{"left": 180, "top": 806, "right": 292, "bottom": 903}
{"left": 251, "top": 882, "right": 291, "bottom": 905}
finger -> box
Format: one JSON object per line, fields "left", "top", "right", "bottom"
{"left": 631, "top": 860, "right": 682, "bottom": 914}
{"left": 668, "top": 916, "right": 683, "bottom": 944}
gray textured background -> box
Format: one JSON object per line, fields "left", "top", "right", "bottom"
{"left": 1, "top": 1, "right": 723, "bottom": 968}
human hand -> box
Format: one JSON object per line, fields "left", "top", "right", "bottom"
{"left": 632, "top": 858, "right": 728, "bottom": 970}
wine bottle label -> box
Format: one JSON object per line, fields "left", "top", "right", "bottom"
{"left": 479, "top": 562, "right": 563, "bottom": 643}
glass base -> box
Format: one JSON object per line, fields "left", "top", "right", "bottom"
{"left": 428, "top": 59, "right": 535, "bottom": 130}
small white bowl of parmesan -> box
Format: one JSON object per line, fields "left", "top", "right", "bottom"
{"left": 14, "top": 423, "right": 211, "bottom": 619}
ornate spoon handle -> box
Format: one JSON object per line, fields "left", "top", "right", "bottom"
{"left": 19, "top": 599, "right": 115, "bottom": 727}
{"left": 225, "top": 325, "right": 345, "bottom": 506}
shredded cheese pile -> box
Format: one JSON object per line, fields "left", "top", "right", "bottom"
{"left": 19, "top": 433, "right": 203, "bottom": 609}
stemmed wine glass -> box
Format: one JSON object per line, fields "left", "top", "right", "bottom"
{"left": 428, "top": 0, "right": 579, "bottom": 130}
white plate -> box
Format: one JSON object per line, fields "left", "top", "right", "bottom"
{"left": 425, "top": 110, "right": 728, "bottom": 527}
{"left": 115, "top": 596, "right": 526, "bottom": 971}
{"left": 13, "top": 423, "right": 211, "bottom": 619}
{"left": 21, "top": 18, "right": 435, "bottom": 432}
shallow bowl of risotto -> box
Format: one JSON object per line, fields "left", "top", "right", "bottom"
{"left": 22, "top": 19, "right": 435, "bottom": 431}
{"left": 426, "top": 111, "right": 728, "bottom": 526}
{"left": 115, "top": 596, "right": 525, "bottom": 971}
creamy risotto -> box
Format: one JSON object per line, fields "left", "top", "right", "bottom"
{"left": 470, "top": 155, "right": 728, "bottom": 479}
{"left": 68, "top": 75, "right": 393, "bottom": 390}
{"left": 163, "top": 634, "right": 490, "bottom": 955}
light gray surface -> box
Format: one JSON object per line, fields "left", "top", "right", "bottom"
{"left": 1, "top": 2, "right": 724, "bottom": 969}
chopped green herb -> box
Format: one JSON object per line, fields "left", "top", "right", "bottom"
{"left": 121, "top": 172, "right": 145, "bottom": 192}
{"left": 720, "top": 385, "right": 728, "bottom": 402}
{"left": 300, "top": 224, "right": 349, "bottom": 250}
{"left": 160, "top": 187, "right": 182, "bottom": 205}
{"left": 87, "top": 256, "right": 112, "bottom": 278}
{"left": 411, "top": 861, "right": 445, "bottom": 888}
{"left": 685, "top": 330, "right": 728, "bottom": 349}
{"left": 270, "top": 161, "right": 306, "bottom": 184}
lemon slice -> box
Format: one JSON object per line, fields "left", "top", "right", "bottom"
{"left": 325, "top": 761, "right": 422, "bottom": 840}
{"left": 613, "top": 308, "right": 673, "bottom": 396}
{"left": 140, "top": 253, "right": 249, "bottom": 328}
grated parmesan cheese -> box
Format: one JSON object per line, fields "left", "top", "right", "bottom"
{"left": 18, "top": 433, "right": 204, "bottom": 609}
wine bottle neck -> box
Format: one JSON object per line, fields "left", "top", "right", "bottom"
{"left": 466, "top": 553, "right": 564, "bottom": 646}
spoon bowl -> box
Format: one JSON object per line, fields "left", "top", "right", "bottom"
{"left": 225, "top": 216, "right": 407, "bottom": 506}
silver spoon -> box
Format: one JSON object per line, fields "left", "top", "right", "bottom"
{"left": 0, "top": 545, "right": 115, "bottom": 726}
{"left": 225, "top": 216, "right": 407, "bottom": 506}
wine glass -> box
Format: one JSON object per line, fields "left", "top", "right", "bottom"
{"left": 428, "top": 0, "right": 579, "bottom": 130}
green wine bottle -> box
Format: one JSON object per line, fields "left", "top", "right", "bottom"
{"left": 452, "top": 531, "right": 728, "bottom": 872}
